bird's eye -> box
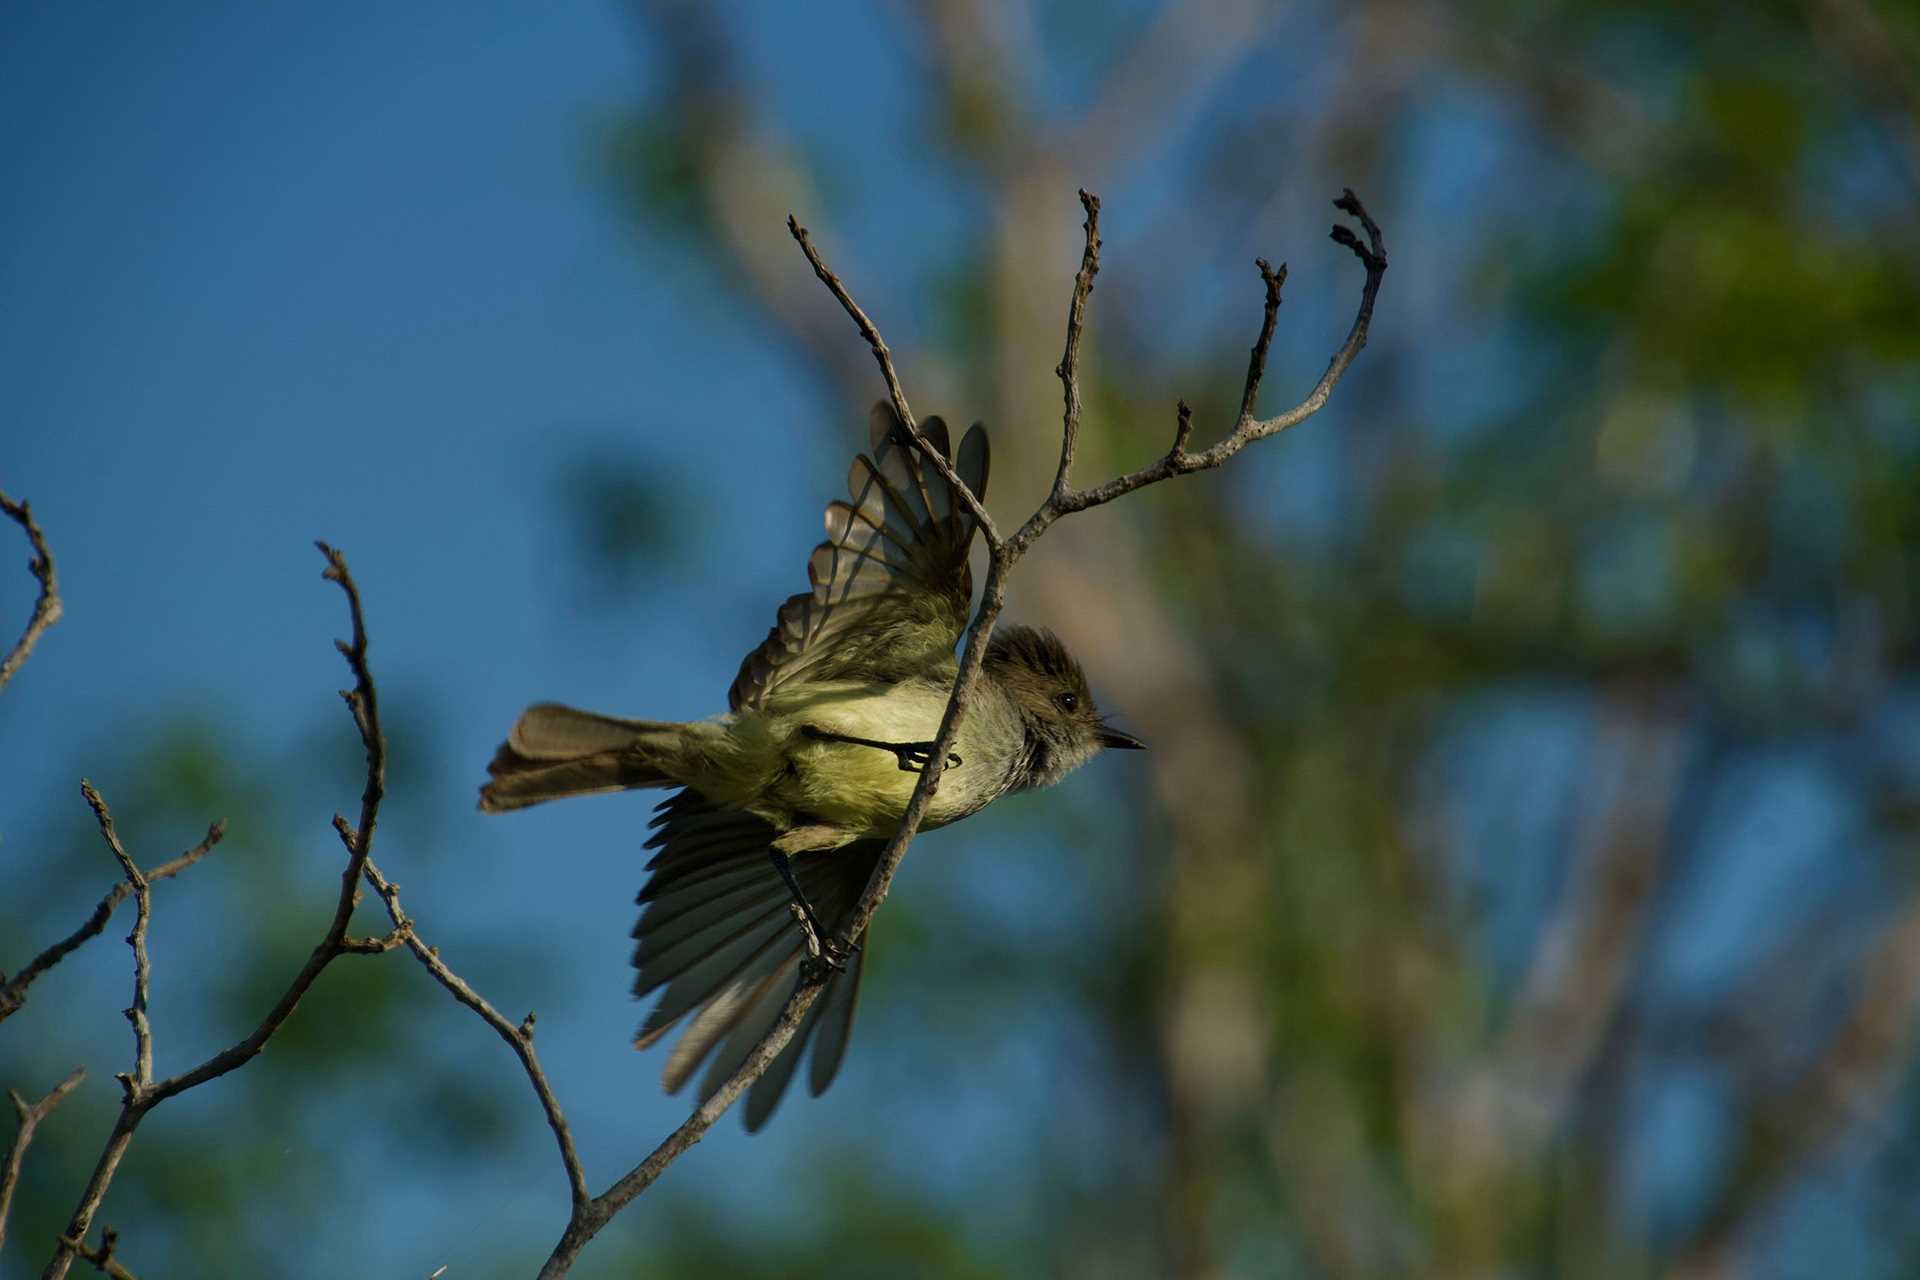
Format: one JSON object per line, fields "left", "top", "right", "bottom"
{"left": 1056, "top": 692, "right": 1078, "bottom": 713}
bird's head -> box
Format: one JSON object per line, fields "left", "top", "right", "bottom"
{"left": 985, "top": 625, "right": 1143, "bottom": 790}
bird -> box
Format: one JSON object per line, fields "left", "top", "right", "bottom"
{"left": 479, "top": 403, "right": 1143, "bottom": 1129}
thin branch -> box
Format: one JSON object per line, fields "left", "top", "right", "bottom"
{"left": 344, "top": 835, "right": 592, "bottom": 1211}
{"left": 42, "top": 545, "right": 392, "bottom": 1280}
{"left": 1050, "top": 190, "right": 1102, "bottom": 501}
{"left": 337, "top": 927, "right": 414, "bottom": 955}
{"left": 536, "top": 964, "right": 832, "bottom": 1278}
{"left": 0, "top": 821, "right": 225, "bottom": 1027}
{"left": 0, "top": 490, "right": 63, "bottom": 694}
{"left": 80, "top": 783, "right": 153, "bottom": 1097}
{"left": 787, "top": 215, "right": 1002, "bottom": 546}
{"left": 536, "top": 185, "right": 1387, "bottom": 1275}
{"left": 303, "top": 585, "right": 593, "bottom": 1211}
{"left": 1014, "top": 188, "right": 1386, "bottom": 542}
{"left": 1, "top": 1068, "right": 85, "bottom": 1252}
{"left": 58, "top": 1226, "right": 138, "bottom": 1280}
{"left": 1237, "top": 259, "right": 1287, "bottom": 425}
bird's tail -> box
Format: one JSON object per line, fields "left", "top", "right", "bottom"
{"left": 479, "top": 702, "right": 688, "bottom": 813}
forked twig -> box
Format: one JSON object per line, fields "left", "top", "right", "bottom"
{"left": 1, "top": 1068, "right": 86, "bottom": 1253}
{"left": 41, "top": 546, "right": 394, "bottom": 1280}
{"left": 0, "top": 821, "right": 225, "bottom": 1026}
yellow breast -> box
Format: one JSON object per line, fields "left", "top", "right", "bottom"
{"left": 758, "top": 681, "right": 984, "bottom": 835}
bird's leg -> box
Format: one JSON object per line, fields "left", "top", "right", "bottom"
{"left": 769, "top": 830, "right": 860, "bottom": 976}
{"left": 799, "top": 724, "right": 961, "bottom": 773}
{"left": 768, "top": 846, "right": 833, "bottom": 960}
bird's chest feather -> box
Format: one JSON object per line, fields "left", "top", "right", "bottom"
{"left": 754, "top": 681, "right": 1007, "bottom": 834}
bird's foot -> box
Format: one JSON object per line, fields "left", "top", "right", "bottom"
{"left": 798, "top": 724, "right": 960, "bottom": 773}
{"left": 891, "top": 741, "right": 962, "bottom": 774}
{"left": 792, "top": 904, "right": 860, "bottom": 982}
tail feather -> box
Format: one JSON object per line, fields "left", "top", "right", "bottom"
{"left": 479, "top": 703, "right": 684, "bottom": 813}
{"left": 507, "top": 702, "right": 670, "bottom": 759}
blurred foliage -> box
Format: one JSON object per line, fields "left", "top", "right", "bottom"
{"left": 552, "top": 446, "right": 688, "bottom": 603}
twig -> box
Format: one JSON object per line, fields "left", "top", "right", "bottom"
{"left": 1049, "top": 190, "right": 1102, "bottom": 501}
{"left": 80, "top": 783, "right": 153, "bottom": 1098}
{"left": 0, "top": 490, "right": 62, "bottom": 694}
{"left": 787, "top": 216, "right": 1002, "bottom": 545}
{"left": 0, "top": 821, "right": 225, "bottom": 1026}
{"left": 305, "top": 552, "right": 592, "bottom": 1211}
{"left": 534, "top": 187, "right": 1387, "bottom": 1275}
{"left": 1009, "top": 188, "right": 1387, "bottom": 546}
{"left": 41, "top": 545, "right": 392, "bottom": 1280}
{"left": 58, "top": 1226, "right": 138, "bottom": 1280}
{"left": 1, "top": 1068, "right": 85, "bottom": 1252}
{"left": 341, "top": 834, "right": 592, "bottom": 1211}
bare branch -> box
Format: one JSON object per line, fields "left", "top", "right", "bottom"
{"left": 1015, "top": 188, "right": 1387, "bottom": 537}
{"left": 537, "top": 186, "right": 1387, "bottom": 1273}
{"left": 786, "top": 215, "right": 1001, "bottom": 545}
{"left": 0, "top": 490, "right": 62, "bottom": 694}
{"left": 1050, "top": 190, "right": 1102, "bottom": 501}
{"left": 42, "top": 545, "right": 395, "bottom": 1280}
{"left": 0, "top": 1068, "right": 85, "bottom": 1252}
{"left": 58, "top": 1226, "right": 138, "bottom": 1280}
{"left": 131, "top": 546, "right": 386, "bottom": 1104}
{"left": 535, "top": 963, "right": 831, "bottom": 1277}
{"left": 79, "top": 783, "right": 153, "bottom": 1097}
{"left": 347, "top": 836, "right": 591, "bottom": 1211}
{"left": 0, "top": 822, "right": 225, "bottom": 1027}
{"left": 338, "top": 927, "right": 414, "bottom": 955}
{"left": 1237, "top": 259, "right": 1287, "bottom": 425}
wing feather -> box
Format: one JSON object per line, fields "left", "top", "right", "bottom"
{"left": 630, "top": 790, "right": 885, "bottom": 1129}
{"left": 808, "top": 946, "right": 864, "bottom": 1097}
{"left": 747, "top": 993, "right": 829, "bottom": 1131}
{"left": 728, "top": 403, "right": 991, "bottom": 711}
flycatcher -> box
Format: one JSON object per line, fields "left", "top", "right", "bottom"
{"left": 480, "top": 404, "right": 1142, "bottom": 1129}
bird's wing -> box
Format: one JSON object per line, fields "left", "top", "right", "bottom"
{"left": 631, "top": 788, "right": 875, "bottom": 1131}
{"left": 729, "top": 402, "right": 990, "bottom": 711}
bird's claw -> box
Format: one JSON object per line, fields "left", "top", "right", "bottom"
{"left": 894, "top": 743, "right": 962, "bottom": 773}
{"left": 799, "top": 725, "right": 959, "bottom": 774}
{"left": 790, "top": 904, "right": 860, "bottom": 982}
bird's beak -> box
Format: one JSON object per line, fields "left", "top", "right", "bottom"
{"left": 1096, "top": 724, "right": 1145, "bottom": 751}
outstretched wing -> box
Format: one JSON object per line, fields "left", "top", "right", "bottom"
{"left": 729, "top": 402, "right": 990, "bottom": 711}
{"left": 631, "top": 789, "right": 875, "bottom": 1131}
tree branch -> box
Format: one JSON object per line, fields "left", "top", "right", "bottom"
{"left": 787, "top": 215, "right": 1002, "bottom": 545}
{"left": 79, "top": 783, "right": 153, "bottom": 1098}
{"left": 535, "top": 185, "right": 1387, "bottom": 1275}
{"left": 0, "top": 1068, "right": 85, "bottom": 1253}
{"left": 308, "top": 568, "right": 595, "bottom": 1224}
{"left": 1049, "top": 190, "right": 1102, "bottom": 501}
{"left": 41, "top": 544, "right": 393, "bottom": 1280}
{"left": 1011, "top": 188, "right": 1387, "bottom": 544}
{"left": 0, "top": 490, "right": 62, "bottom": 695}
{"left": 347, "top": 839, "right": 592, "bottom": 1211}
{"left": 57, "top": 1226, "right": 138, "bottom": 1280}
{"left": 0, "top": 821, "right": 225, "bottom": 1027}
